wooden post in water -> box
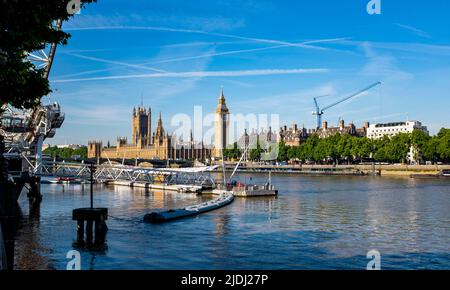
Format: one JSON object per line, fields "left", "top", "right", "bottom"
{"left": 72, "top": 163, "right": 108, "bottom": 248}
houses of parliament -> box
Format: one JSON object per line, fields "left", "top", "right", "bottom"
{"left": 87, "top": 89, "right": 230, "bottom": 162}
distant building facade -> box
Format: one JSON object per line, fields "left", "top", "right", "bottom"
{"left": 88, "top": 108, "right": 212, "bottom": 161}
{"left": 87, "top": 90, "right": 233, "bottom": 162}
{"left": 88, "top": 111, "right": 174, "bottom": 160}
{"left": 313, "top": 120, "right": 369, "bottom": 139}
{"left": 278, "top": 120, "right": 369, "bottom": 145}
{"left": 278, "top": 123, "right": 308, "bottom": 146}
{"left": 88, "top": 106, "right": 212, "bottom": 161}
{"left": 366, "top": 121, "right": 429, "bottom": 139}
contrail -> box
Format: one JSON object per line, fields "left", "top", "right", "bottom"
{"left": 53, "top": 68, "right": 329, "bottom": 83}
{"left": 147, "top": 44, "right": 288, "bottom": 65}
{"left": 65, "top": 25, "right": 349, "bottom": 49}
{"left": 66, "top": 53, "right": 167, "bottom": 72}
{"left": 54, "top": 36, "right": 347, "bottom": 79}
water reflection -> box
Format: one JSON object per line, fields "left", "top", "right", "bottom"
{"left": 13, "top": 174, "right": 450, "bottom": 270}
{"left": 14, "top": 202, "right": 53, "bottom": 270}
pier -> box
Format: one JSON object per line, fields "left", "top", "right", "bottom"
{"left": 38, "top": 161, "right": 217, "bottom": 188}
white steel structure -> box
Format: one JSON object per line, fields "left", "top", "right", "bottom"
{"left": 39, "top": 161, "right": 217, "bottom": 187}
{"left": 0, "top": 20, "right": 64, "bottom": 178}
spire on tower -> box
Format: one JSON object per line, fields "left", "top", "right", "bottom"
{"left": 216, "top": 87, "right": 229, "bottom": 113}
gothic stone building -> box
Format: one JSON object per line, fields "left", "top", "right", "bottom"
{"left": 88, "top": 90, "right": 230, "bottom": 161}
{"left": 88, "top": 106, "right": 211, "bottom": 161}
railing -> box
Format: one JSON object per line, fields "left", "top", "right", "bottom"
{"left": 233, "top": 184, "right": 276, "bottom": 191}
{"left": 39, "top": 161, "right": 216, "bottom": 187}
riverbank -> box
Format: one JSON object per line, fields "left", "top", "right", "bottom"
{"left": 215, "top": 163, "right": 450, "bottom": 177}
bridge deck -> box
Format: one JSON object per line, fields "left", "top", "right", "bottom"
{"left": 39, "top": 161, "right": 217, "bottom": 188}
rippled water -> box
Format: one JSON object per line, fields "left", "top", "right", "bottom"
{"left": 14, "top": 174, "right": 450, "bottom": 270}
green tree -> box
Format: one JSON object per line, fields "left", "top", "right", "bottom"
{"left": 411, "top": 129, "right": 430, "bottom": 162}
{"left": 0, "top": 0, "right": 96, "bottom": 109}
{"left": 249, "top": 140, "right": 263, "bottom": 161}
{"left": 43, "top": 146, "right": 87, "bottom": 160}
{"left": 436, "top": 128, "right": 450, "bottom": 162}
{"left": 223, "top": 142, "right": 241, "bottom": 160}
{"left": 277, "top": 141, "right": 289, "bottom": 162}
{"left": 385, "top": 133, "right": 411, "bottom": 163}
{"left": 422, "top": 137, "right": 439, "bottom": 162}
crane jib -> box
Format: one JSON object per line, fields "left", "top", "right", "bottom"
{"left": 321, "top": 82, "right": 381, "bottom": 112}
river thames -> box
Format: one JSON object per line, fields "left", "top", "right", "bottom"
{"left": 14, "top": 174, "right": 450, "bottom": 270}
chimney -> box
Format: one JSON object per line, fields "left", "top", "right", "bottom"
{"left": 339, "top": 119, "right": 345, "bottom": 129}
{"left": 293, "top": 123, "right": 298, "bottom": 132}
{"left": 322, "top": 121, "right": 328, "bottom": 130}
{"left": 364, "top": 122, "right": 370, "bottom": 128}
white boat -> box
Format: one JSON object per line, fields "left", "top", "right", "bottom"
{"left": 41, "top": 177, "right": 83, "bottom": 184}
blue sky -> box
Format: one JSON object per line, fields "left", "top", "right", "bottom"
{"left": 48, "top": 0, "right": 450, "bottom": 145}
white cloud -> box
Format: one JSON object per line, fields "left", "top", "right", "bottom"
{"left": 360, "top": 42, "right": 414, "bottom": 81}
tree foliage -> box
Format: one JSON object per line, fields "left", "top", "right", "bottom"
{"left": 223, "top": 142, "right": 241, "bottom": 160}
{"left": 0, "top": 0, "right": 96, "bottom": 109}
{"left": 43, "top": 146, "right": 87, "bottom": 160}
{"left": 280, "top": 129, "right": 450, "bottom": 164}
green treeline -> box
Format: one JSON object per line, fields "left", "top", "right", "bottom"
{"left": 224, "top": 128, "right": 450, "bottom": 164}
{"left": 43, "top": 146, "right": 87, "bottom": 160}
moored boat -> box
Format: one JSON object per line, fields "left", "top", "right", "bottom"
{"left": 143, "top": 192, "right": 234, "bottom": 223}
{"left": 41, "top": 177, "right": 83, "bottom": 184}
